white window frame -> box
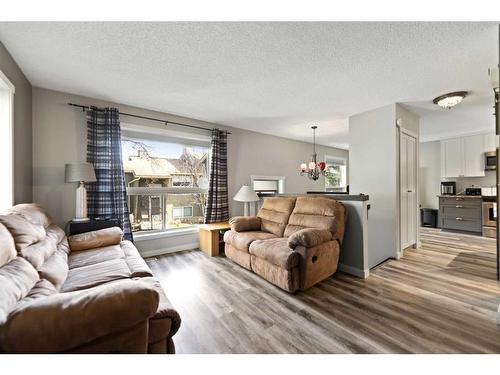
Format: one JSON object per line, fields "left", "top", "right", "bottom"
{"left": 324, "top": 155, "right": 347, "bottom": 192}
{"left": 122, "top": 125, "right": 211, "bottom": 236}
{"left": 0, "top": 70, "right": 15, "bottom": 210}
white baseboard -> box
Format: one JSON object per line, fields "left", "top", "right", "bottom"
{"left": 139, "top": 242, "right": 199, "bottom": 258}
{"left": 338, "top": 263, "right": 369, "bottom": 279}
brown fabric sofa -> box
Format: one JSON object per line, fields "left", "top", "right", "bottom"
{"left": 224, "top": 196, "right": 346, "bottom": 292}
{"left": 0, "top": 203, "right": 180, "bottom": 353}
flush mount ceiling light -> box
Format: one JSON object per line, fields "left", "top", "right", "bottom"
{"left": 432, "top": 91, "right": 468, "bottom": 109}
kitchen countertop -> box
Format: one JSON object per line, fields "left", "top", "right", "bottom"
{"left": 438, "top": 195, "right": 487, "bottom": 200}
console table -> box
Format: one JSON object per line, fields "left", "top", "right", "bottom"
{"left": 199, "top": 222, "right": 230, "bottom": 256}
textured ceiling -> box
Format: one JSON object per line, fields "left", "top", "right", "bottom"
{"left": 0, "top": 22, "right": 497, "bottom": 148}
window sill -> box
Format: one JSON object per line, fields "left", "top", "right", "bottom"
{"left": 133, "top": 226, "right": 200, "bottom": 242}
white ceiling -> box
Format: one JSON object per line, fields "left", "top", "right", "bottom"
{"left": 0, "top": 22, "right": 498, "bottom": 148}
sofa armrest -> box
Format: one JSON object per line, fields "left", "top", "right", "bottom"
{"left": 0, "top": 279, "right": 159, "bottom": 353}
{"left": 68, "top": 226, "right": 123, "bottom": 251}
{"left": 229, "top": 216, "right": 261, "bottom": 232}
{"left": 288, "top": 228, "right": 333, "bottom": 250}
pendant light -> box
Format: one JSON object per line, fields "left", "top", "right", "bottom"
{"left": 299, "top": 126, "right": 329, "bottom": 181}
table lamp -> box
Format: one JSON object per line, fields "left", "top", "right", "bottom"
{"left": 65, "top": 163, "right": 97, "bottom": 222}
{"left": 233, "top": 185, "right": 259, "bottom": 216}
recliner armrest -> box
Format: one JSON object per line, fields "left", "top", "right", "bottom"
{"left": 288, "top": 228, "right": 333, "bottom": 249}
{"left": 229, "top": 216, "right": 261, "bottom": 232}
{"left": 68, "top": 226, "right": 123, "bottom": 251}
{"left": 0, "top": 279, "right": 159, "bottom": 353}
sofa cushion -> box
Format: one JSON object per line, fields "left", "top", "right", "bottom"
{"left": 68, "top": 244, "right": 125, "bottom": 269}
{"left": 287, "top": 228, "right": 333, "bottom": 249}
{"left": 0, "top": 279, "right": 160, "bottom": 353}
{"left": 257, "top": 197, "right": 296, "bottom": 237}
{"left": 284, "top": 196, "right": 346, "bottom": 242}
{"left": 0, "top": 213, "right": 46, "bottom": 251}
{"left": 68, "top": 227, "right": 123, "bottom": 252}
{"left": 5, "top": 203, "right": 52, "bottom": 228}
{"left": 61, "top": 258, "right": 132, "bottom": 292}
{"left": 223, "top": 230, "right": 276, "bottom": 252}
{"left": 0, "top": 223, "right": 16, "bottom": 267}
{"left": 0, "top": 257, "right": 39, "bottom": 325}
{"left": 120, "top": 241, "right": 153, "bottom": 277}
{"left": 229, "top": 216, "right": 261, "bottom": 232}
{"left": 249, "top": 238, "right": 299, "bottom": 270}
{"left": 19, "top": 236, "right": 58, "bottom": 270}
{"left": 38, "top": 248, "right": 69, "bottom": 290}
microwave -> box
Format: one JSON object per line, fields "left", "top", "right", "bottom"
{"left": 485, "top": 151, "right": 496, "bottom": 171}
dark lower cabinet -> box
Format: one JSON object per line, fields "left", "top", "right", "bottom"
{"left": 439, "top": 197, "right": 482, "bottom": 234}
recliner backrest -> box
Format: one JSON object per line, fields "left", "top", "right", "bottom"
{"left": 257, "top": 197, "right": 297, "bottom": 237}
{"left": 0, "top": 204, "right": 69, "bottom": 291}
{"left": 284, "top": 196, "right": 346, "bottom": 242}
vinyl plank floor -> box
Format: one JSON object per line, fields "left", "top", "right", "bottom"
{"left": 146, "top": 228, "right": 500, "bottom": 353}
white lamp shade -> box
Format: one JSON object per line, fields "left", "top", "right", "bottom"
{"left": 233, "top": 185, "right": 259, "bottom": 202}
{"left": 65, "top": 163, "right": 97, "bottom": 183}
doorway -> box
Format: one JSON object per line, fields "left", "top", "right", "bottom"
{"left": 400, "top": 129, "right": 418, "bottom": 251}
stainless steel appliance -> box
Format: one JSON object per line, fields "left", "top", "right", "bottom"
{"left": 485, "top": 151, "right": 496, "bottom": 171}
{"left": 482, "top": 200, "right": 497, "bottom": 238}
{"left": 465, "top": 187, "right": 482, "bottom": 196}
{"left": 441, "top": 181, "right": 456, "bottom": 195}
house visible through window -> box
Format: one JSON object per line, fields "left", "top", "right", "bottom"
{"left": 325, "top": 156, "right": 347, "bottom": 192}
{"left": 173, "top": 206, "right": 193, "bottom": 218}
{"left": 121, "top": 134, "right": 210, "bottom": 233}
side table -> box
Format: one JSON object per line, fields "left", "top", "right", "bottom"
{"left": 198, "top": 222, "right": 231, "bottom": 256}
{"left": 67, "top": 219, "right": 120, "bottom": 236}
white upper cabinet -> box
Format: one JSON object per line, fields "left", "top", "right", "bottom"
{"left": 441, "top": 134, "right": 486, "bottom": 178}
{"left": 484, "top": 132, "right": 496, "bottom": 152}
{"left": 463, "top": 134, "right": 485, "bottom": 177}
{"left": 441, "top": 138, "right": 463, "bottom": 178}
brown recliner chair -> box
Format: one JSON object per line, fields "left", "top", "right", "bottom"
{"left": 224, "top": 196, "right": 346, "bottom": 292}
{"left": 0, "top": 203, "right": 180, "bottom": 353}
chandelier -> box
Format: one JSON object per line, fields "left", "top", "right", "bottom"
{"left": 299, "top": 126, "right": 330, "bottom": 181}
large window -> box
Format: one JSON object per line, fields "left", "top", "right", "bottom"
{"left": 0, "top": 70, "right": 14, "bottom": 211}
{"left": 324, "top": 156, "right": 347, "bottom": 192}
{"left": 121, "top": 135, "right": 210, "bottom": 234}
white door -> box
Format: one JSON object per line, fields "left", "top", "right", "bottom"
{"left": 401, "top": 132, "right": 417, "bottom": 249}
{"left": 463, "top": 134, "right": 485, "bottom": 177}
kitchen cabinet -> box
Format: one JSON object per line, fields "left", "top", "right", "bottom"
{"left": 441, "top": 134, "right": 485, "bottom": 178}
{"left": 439, "top": 196, "right": 482, "bottom": 234}
{"left": 484, "top": 132, "right": 496, "bottom": 152}
{"left": 441, "top": 138, "right": 463, "bottom": 178}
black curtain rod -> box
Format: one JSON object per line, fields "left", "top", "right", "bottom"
{"left": 67, "top": 102, "right": 231, "bottom": 134}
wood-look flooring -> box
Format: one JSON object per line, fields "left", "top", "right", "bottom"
{"left": 146, "top": 228, "right": 500, "bottom": 353}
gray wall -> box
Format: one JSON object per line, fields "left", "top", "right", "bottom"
{"left": 32, "top": 87, "right": 348, "bottom": 228}
{"left": 349, "top": 104, "right": 398, "bottom": 267}
{"left": 0, "top": 41, "right": 32, "bottom": 203}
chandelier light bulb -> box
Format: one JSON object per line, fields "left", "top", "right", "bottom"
{"left": 308, "top": 161, "right": 316, "bottom": 170}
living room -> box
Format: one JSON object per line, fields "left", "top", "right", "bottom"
{"left": 1, "top": 2, "right": 500, "bottom": 374}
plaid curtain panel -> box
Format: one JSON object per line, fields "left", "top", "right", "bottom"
{"left": 205, "top": 129, "right": 229, "bottom": 223}
{"left": 86, "top": 106, "right": 133, "bottom": 241}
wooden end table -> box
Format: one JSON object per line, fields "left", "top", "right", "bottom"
{"left": 199, "top": 222, "right": 231, "bottom": 256}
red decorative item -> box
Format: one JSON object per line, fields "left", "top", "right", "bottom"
{"left": 318, "top": 162, "right": 326, "bottom": 171}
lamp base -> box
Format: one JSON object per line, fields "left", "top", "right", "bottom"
{"left": 75, "top": 181, "right": 89, "bottom": 221}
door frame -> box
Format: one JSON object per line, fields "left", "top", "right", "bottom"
{"left": 396, "top": 125, "right": 420, "bottom": 258}
{"left": 0, "top": 69, "right": 15, "bottom": 210}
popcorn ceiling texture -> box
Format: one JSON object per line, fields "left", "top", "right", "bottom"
{"left": 0, "top": 22, "right": 497, "bottom": 148}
